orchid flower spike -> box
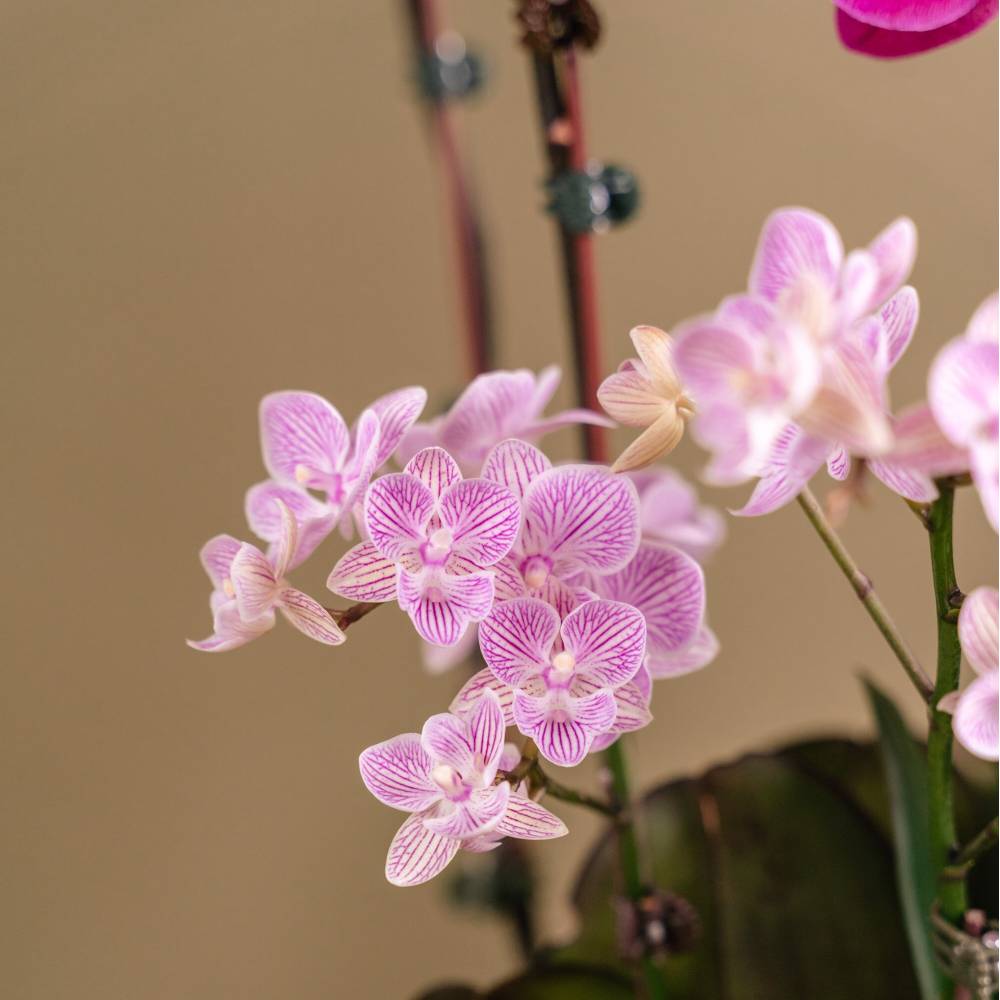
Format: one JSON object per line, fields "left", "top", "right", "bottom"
{"left": 359, "top": 690, "right": 567, "bottom": 886}
{"left": 453, "top": 598, "right": 649, "bottom": 767}
{"left": 938, "top": 586, "right": 999, "bottom": 761}
{"left": 328, "top": 447, "right": 520, "bottom": 646}
{"left": 189, "top": 500, "right": 345, "bottom": 651}
{"left": 399, "top": 366, "right": 611, "bottom": 473}
{"left": 598, "top": 326, "right": 695, "bottom": 473}
{"left": 246, "top": 387, "right": 427, "bottom": 564}
{"left": 929, "top": 293, "right": 999, "bottom": 532}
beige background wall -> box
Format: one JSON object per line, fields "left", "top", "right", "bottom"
{"left": 3, "top": 2, "right": 997, "bottom": 998}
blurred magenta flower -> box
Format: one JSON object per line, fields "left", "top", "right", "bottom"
{"left": 328, "top": 446, "right": 520, "bottom": 646}
{"left": 400, "top": 367, "right": 610, "bottom": 473}
{"left": 929, "top": 293, "right": 999, "bottom": 531}
{"left": 359, "top": 690, "right": 567, "bottom": 886}
{"left": 835, "top": 1, "right": 997, "bottom": 58}
{"left": 939, "top": 586, "right": 999, "bottom": 760}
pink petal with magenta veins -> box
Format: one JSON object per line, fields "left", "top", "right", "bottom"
{"left": 958, "top": 586, "right": 999, "bottom": 675}
{"left": 385, "top": 812, "right": 461, "bottom": 887}
{"left": 398, "top": 568, "right": 494, "bottom": 646}
{"left": 359, "top": 733, "right": 439, "bottom": 813}
{"left": 560, "top": 599, "right": 648, "bottom": 688}
{"left": 259, "top": 391, "right": 350, "bottom": 486}
{"left": 478, "top": 598, "right": 559, "bottom": 687}
{"left": 439, "top": 478, "right": 521, "bottom": 568}
{"left": 364, "top": 472, "right": 434, "bottom": 561}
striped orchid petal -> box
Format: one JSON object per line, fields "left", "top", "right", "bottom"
{"left": 337, "top": 409, "right": 381, "bottom": 530}
{"left": 482, "top": 439, "right": 551, "bottom": 500}
{"left": 359, "top": 734, "right": 439, "bottom": 813}
{"left": 732, "top": 424, "right": 830, "bottom": 517}
{"left": 495, "top": 796, "right": 568, "bottom": 840}
{"left": 199, "top": 534, "right": 242, "bottom": 590}
{"left": 398, "top": 568, "right": 494, "bottom": 646}
{"left": 385, "top": 813, "right": 460, "bottom": 887}
{"left": 187, "top": 599, "right": 275, "bottom": 653}
{"left": 866, "top": 219, "right": 917, "bottom": 310}
{"left": 839, "top": 250, "right": 879, "bottom": 323}
{"left": 561, "top": 599, "right": 647, "bottom": 688}
{"left": 421, "top": 711, "right": 477, "bottom": 775}
{"left": 827, "top": 446, "right": 852, "bottom": 481}
{"left": 608, "top": 680, "right": 653, "bottom": 734}
{"left": 522, "top": 465, "right": 640, "bottom": 577}
{"left": 466, "top": 689, "right": 506, "bottom": 781}
{"left": 952, "top": 672, "right": 999, "bottom": 761}
{"left": 450, "top": 668, "right": 516, "bottom": 726}
{"left": 424, "top": 783, "right": 510, "bottom": 839}
{"left": 277, "top": 588, "right": 345, "bottom": 645}
{"left": 647, "top": 624, "right": 720, "bottom": 680}
{"left": 230, "top": 543, "right": 280, "bottom": 621}
{"left": 369, "top": 387, "right": 428, "bottom": 467}
{"left": 259, "top": 391, "right": 350, "bottom": 488}
{"left": 867, "top": 459, "right": 938, "bottom": 503}
{"left": 439, "top": 479, "right": 520, "bottom": 568}
{"left": 405, "top": 447, "right": 462, "bottom": 500}
{"left": 929, "top": 337, "right": 999, "bottom": 448}
{"left": 958, "top": 587, "right": 999, "bottom": 676}
{"left": 245, "top": 481, "right": 336, "bottom": 570}
{"left": 863, "top": 286, "right": 918, "bottom": 373}
{"left": 327, "top": 542, "right": 399, "bottom": 603}
{"left": 479, "top": 598, "right": 559, "bottom": 687}
{"left": 365, "top": 473, "right": 433, "bottom": 561}
{"left": 749, "top": 208, "right": 844, "bottom": 303}
{"left": 514, "top": 688, "right": 617, "bottom": 767}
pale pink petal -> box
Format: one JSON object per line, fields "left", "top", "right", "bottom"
{"left": 404, "top": 447, "right": 463, "bottom": 500}
{"left": 529, "top": 365, "right": 563, "bottom": 413}
{"left": 561, "top": 599, "right": 647, "bottom": 687}
{"left": 369, "top": 387, "right": 428, "bottom": 467}
{"left": 364, "top": 473, "right": 434, "bottom": 560}
{"left": 277, "top": 588, "right": 345, "bottom": 645}
{"left": 524, "top": 408, "right": 615, "bottom": 440}
{"left": 632, "top": 468, "right": 726, "bottom": 562}
{"left": 607, "top": 681, "right": 653, "bottom": 734}
{"left": 515, "top": 689, "right": 617, "bottom": 767}
{"left": 259, "top": 391, "right": 349, "bottom": 487}
{"left": 268, "top": 499, "right": 299, "bottom": 580}
{"left": 522, "top": 465, "right": 640, "bottom": 577}
{"left": 867, "top": 459, "right": 939, "bottom": 503}
{"left": 395, "top": 419, "right": 442, "bottom": 467}
{"left": 420, "top": 712, "right": 476, "bottom": 774}
{"left": 398, "top": 569, "right": 494, "bottom": 646}
{"left": 827, "top": 447, "right": 852, "bottom": 481}
{"left": 450, "top": 668, "right": 517, "bottom": 726}
{"left": 439, "top": 479, "right": 520, "bottom": 568}
{"left": 952, "top": 672, "right": 999, "bottom": 762}
{"left": 647, "top": 624, "right": 720, "bottom": 679}
{"left": 883, "top": 402, "right": 968, "bottom": 477}
{"left": 732, "top": 424, "right": 829, "bottom": 518}
{"left": 716, "top": 293, "right": 779, "bottom": 336}
{"left": 338, "top": 408, "right": 381, "bottom": 533}
{"left": 597, "top": 367, "right": 664, "bottom": 428}
{"left": 359, "top": 734, "right": 439, "bottom": 812}
{"left": 385, "top": 812, "right": 460, "bottom": 887}
{"left": 749, "top": 208, "right": 844, "bottom": 302}
{"left": 938, "top": 692, "right": 960, "bottom": 714}
{"left": 478, "top": 598, "right": 558, "bottom": 687}
{"left": 971, "top": 440, "right": 999, "bottom": 532}
{"left": 245, "top": 481, "right": 336, "bottom": 570}
{"left": 327, "top": 541, "right": 399, "bottom": 603}
{"left": 672, "top": 320, "right": 758, "bottom": 399}
{"left": 424, "top": 783, "right": 511, "bottom": 839}
{"left": 467, "top": 689, "right": 506, "bottom": 780}
{"left": 958, "top": 586, "right": 999, "bottom": 675}
{"left": 199, "top": 535, "right": 243, "bottom": 590}
{"left": 438, "top": 371, "right": 537, "bottom": 463}
{"left": 965, "top": 293, "right": 999, "bottom": 344}
{"left": 230, "top": 543, "right": 279, "bottom": 620}
{"left": 929, "top": 339, "right": 999, "bottom": 448}
{"left": 495, "top": 796, "right": 568, "bottom": 841}
{"left": 839, "top": 250, "right": 879, "bottom": 322}
{"left": 592, "top": 546, "right": 703, "bottom": 659}
{"left": 423, "top": 626, "right": 479, "bottom": 676}
{"left": 187, "top": 599, "right": 275, "bottom": 652}
{"left": 481, "top": 439, "right": 552, "bottom": 500}
{"left": 867, "top": 218, "right": 917, "bottom": 308}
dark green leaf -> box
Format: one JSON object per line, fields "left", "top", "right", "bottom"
{"left": 488, "top": 965, "right": 633, "bottom": 999}
{"left": 864, "top": 680, "right": 943, "bottom": 1000}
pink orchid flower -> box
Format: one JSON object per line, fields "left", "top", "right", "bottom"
{"left": 246, "top": 388, "right": 427, "bottom": 565}
{"left": 359, "top": 690, "right": 567, "bottom": 886}
{"left": 929, "top": 293, "right": 999, "bottom": 532}
{"left": 939, "top": 587, "right": 999, "bottom": 761}
{"left": 189, "top": 500, "right": 345, "bottom": 651}
{"left": 628, "top": 468, "right": 726, "bottom": 562}
{"left": 673, "top": 209, "right": 916, "bottom": 485}
{"left": 327, "top": 447, "right": 520, "bottom": 646}
{"left": 454, "top": 598, "right": 649, "bottom": 768}
{"left": 835, "top": 0, "right": 998, "bottom": 58}
{"left": 398, "top": 367, "right": 611, "bottom": 473}
{"left": 481, "top": 439, "right": 641, "bottom": 617}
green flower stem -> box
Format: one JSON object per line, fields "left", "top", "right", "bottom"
{"left": 926, "top": 485, "right": 968, "bottom": 927}
{"left": 941, "top": 817, "right": 999, "bottom": 882}
{"left": 796, "top": 487, "right": 934, "bottom": 700}
{"left": 530, "top": 766, "right": 616, "bottom": 817}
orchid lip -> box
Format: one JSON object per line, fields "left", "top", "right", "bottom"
{"left": 430, "top": 764, "right": 465, "bottom": 799}
{"left": 522, "top": 555, "right": 552, "bottom": 590}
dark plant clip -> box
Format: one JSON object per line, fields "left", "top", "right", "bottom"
{"left": 615, "top": 889, "right": 700, "bottom": 961}
{"left": 515, "top": 0, "right": 601, "bottom": 53}
{"left": 930, "top": 904, "right": 999, "bottom": 998}
{"left": 417, "top": 32, "right": 485, "bottom": 103}
{"left": 546, "top": 163, "right": 640, "bottom": 234}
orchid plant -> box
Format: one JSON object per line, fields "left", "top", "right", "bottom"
{"left": 187, "top": 4, "right": 998, "bottom": 997}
